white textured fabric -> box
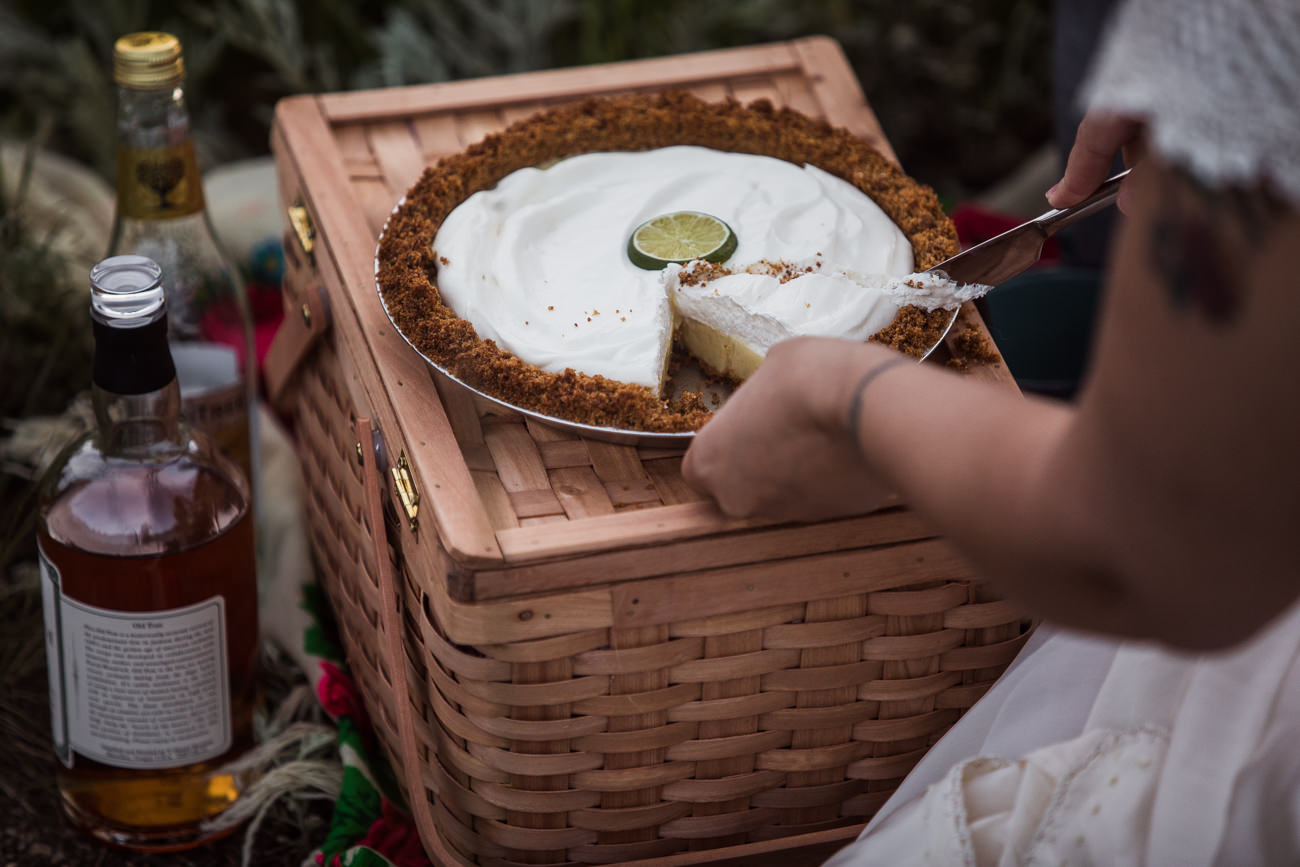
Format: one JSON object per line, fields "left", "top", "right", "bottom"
{"left": 838, "top": 727, "right": 1170, "bottom": 867}
{"left": 824, "top": 601, "right": 1300, "bottom": 867}
{"left": 1081, "top": 0, "right": 1300, "bottom": 206}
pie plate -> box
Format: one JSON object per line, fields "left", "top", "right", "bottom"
{"left": 375, "top": 198, "right": 957, "bottom": 448}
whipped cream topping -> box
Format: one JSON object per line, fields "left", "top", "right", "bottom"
{"left": 881, "top": 270, "right": 991, "bottom": 311}
{"left": 433, "top": 146, "right": 916, "bottom": 388}
{"left": 664, "top": 260, "right": 989, "bottom": 360}
{"left": 665, "top": 258, "right": 904, "bottom": 355}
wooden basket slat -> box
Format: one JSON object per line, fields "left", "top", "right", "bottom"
{"left": 334, "top": 122, "right": 378, "bottom": 173}
{"left": 473, "top": 471, "right": 523, "bottom": 531}
{"left": 585, "top": 440, "right": 652, "bottom": 485}
{"left": 659, "top": 770, "right": 785, "bottom": 805}
{"left": 682, "top": 81, "right": 730, "bottom": 104}
{"left": 772, "top": 73, "right": 822, "bottom": 118}
{"left": 412, "top": 114, "right": 465, "bottom": 162}
{"left": 566, "top": 838, "right": 686, "bottom": 864}
{"left": 474, "top": 778, "right": 602, "bottom": 814}
{"left": 463, "top": 709, "right": 605, "bottom": 744}
{"left": 484, "top": 423, "right": 552, "bottom": 492}
{"left": 665, "top": 692, "right": 793, "bottom": 724}
{"left": 571, "top": 721, "right": 696, "bottom": 755}
{"left": 593, "top": 625, "right": 671, "bottom": 847}
{"left": 572, "top": 637, "right": 705, "bottom": 676}
{"left": 316, "top": 42, "right": 804, "bottom": 123}
{"left": 493, "top": 504, "right": 749, "bottom": 564}
{"left": 571, "top": 801, "right": 694, "bottom": 834}
{"left": 367, "top": 119, "right": 427, "bottom": 198}
{"left": 726, "top": 75, "right": 787, "bottom": 108}
{"left": 749, "top": 778, "right": 865, "bottom": 811}
{"left": 456, "top": 107, "right": 507, "bottom": 149}
{"left": 356, "top": 175, "right": 400, "bottom": 238}
{"left": 507, "top": 488, "right": 566, "bottom": 520}
{"left": 610, "top": 539, "right": 966, "bottom": 629}
{"left": 856, "top": 670, "right": 962, "bottom": 703}
{"left": 524, "top": 417, "right": 578, "bottom": 444}
{"left": 477, "top": 629, "right": 611, "bottom": 664}
{"left": 498, "top": 102, "right": 549, "bottom": 128}
{"left": 850, "top": 708, "right": 960, "bottom": 743}
{"left": 547, "top": 466, "right": 617, "bottom": 521}
{"left": 474, "top": 510, "right": 935, "bottom": 602}
{"left": 642, "top": 457, "right": 704, "bottom": 508}
{"left": 536, "top": 440, "right": 592, "bottom": 470}
{"left": 762, "top": 615, "right": 887, "bottom": 649}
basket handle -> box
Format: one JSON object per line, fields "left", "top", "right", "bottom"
{"left": 355, "top": 415, "right": 461, "bottom": 865}
{"left": 264, "top": 282, "right": 331, "bottom": 413}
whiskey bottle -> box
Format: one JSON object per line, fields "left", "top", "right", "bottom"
{"left": 37, "top": 255, "right": 259, "bottom": 851}
{"left": 107, "top": 31, "right": 259, "bottom": 514}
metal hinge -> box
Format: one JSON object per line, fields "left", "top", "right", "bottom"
{"left": 287, "top": 202, "right": 316, "bottom": 262}
{"left": 390, "top": 450, "right": 420, "bottom": 533}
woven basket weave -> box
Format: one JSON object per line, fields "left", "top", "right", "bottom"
{"left": 269, "top": 38, "right": 1030, "bottom": 866}
{"left": 285, "top": 313, "right": 1028, "bottom": 865}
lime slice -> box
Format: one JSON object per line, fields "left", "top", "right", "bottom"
{"left": 627, "top": 211, "right": 738, "bottom": 270}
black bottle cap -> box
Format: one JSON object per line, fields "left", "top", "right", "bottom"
{"left": 88, "top": 255, "right": 177, "bottom": 395}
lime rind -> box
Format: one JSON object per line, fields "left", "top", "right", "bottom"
{"left": 628, "top": 211, "right": 737, "bottom": 270}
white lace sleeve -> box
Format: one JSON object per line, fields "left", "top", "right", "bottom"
{"left": 1081, "top": 0, "right": 1300, "bottom": 207}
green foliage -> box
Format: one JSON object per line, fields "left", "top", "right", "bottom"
{"left": 0, "top": 136, "right": 95, "bottom": 573}
{"left": 0, "top": 142, "right": 93, "bottom": 423}
{"left": 0, "top": 0, "right": 1050, "bottom": 197}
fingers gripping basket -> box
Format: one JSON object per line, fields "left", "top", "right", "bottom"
{"left": 267, "top": 38, "right": 1030, "bottom": 865}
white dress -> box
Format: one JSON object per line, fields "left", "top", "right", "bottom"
{"left": 829, "top": 0, "right": 1300, "bottom": 861}
{"left": 825, "top": 601, "right": 1300, "bottom": 866}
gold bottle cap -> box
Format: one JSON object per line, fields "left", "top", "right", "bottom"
{"left": 113, "top": 32, "right": 185, "bottom": 89}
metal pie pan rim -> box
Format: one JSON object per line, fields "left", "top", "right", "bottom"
{"left": 373, "top": 196, "right": 957, "bottom": 448}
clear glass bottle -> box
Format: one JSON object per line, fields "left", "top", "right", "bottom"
{"left": 107, "top": 31, "right": 259, "bottom": 514}
{"left": 37, "top": 255, "right": 258, "bottom": 852}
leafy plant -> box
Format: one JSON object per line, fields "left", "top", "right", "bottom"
{"left": 0, "top": 135, "right": 95, "bottom": 572}
{"left": 0, "top": 0, "right": 1050, "bottom": 199}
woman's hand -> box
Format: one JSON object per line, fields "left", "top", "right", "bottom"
{"left": 1048, "top": 111, "right": 1146, "bottom": 213}
{"left": 682, "top": 337, "right": 897, "bottom": 523}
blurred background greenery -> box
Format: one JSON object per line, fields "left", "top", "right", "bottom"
{"left": 1, "top": 0, "right": 1050, "bottom": 197}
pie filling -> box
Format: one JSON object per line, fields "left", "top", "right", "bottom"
{"left": 377, "top": 92, "right": 960, "bottom": 432}
{"left": 433, "top": 145, "right": 916, "bottom": 393}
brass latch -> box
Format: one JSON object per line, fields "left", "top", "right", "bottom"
{"left": 390, "top": 450, "right": 420, "bottom": 533}
{"left": 287, "top": 203, "right": 316, "bottom": 261}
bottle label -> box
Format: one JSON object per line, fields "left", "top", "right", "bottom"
{"left": 38, "top": 543, "right": 232, "bottom": 770}
{"left": 39, "top": 547, "right": 71, "bottom": 768}
{"left": 116, "top": 140, "right": 205, "bottom": 219}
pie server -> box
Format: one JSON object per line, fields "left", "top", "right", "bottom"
{"left": 926, "top": 169, "right": 1129, "bottom": 288}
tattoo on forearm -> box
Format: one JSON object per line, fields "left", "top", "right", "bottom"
{"left": 1150, "top": 207, "right": 1239, "bottom": 322}
{"left": 1149, "top": 171, "right": 1286, "bottom": 326}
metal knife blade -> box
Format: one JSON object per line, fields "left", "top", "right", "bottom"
{"left": 926, "top": 169, "right": 1129, "bottom": 288}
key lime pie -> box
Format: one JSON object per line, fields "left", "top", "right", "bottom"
{"left": 376, "top": 92, "right": 957, "bottom": 432}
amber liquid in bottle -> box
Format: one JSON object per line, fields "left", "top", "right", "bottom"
{"left": 39, "top": 255, "right": 258, "bottom": 852}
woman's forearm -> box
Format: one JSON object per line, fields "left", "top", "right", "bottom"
{"left": 836, "top": 348, "right": 1146, "bottom": 638}
{"left": 686, "top": 158, "right": 1300, "bottom": 649}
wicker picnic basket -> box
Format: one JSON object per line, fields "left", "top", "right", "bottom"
{"left": 265, "top": 38, "right": 1030, "bottom": 866}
